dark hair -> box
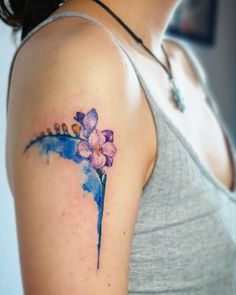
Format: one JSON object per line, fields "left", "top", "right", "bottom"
{"left": 0, "top": 0, "right": 64, "bottom": 40}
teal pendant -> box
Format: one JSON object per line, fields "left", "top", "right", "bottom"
{"left": 170, "top": 78, "right": 186, "bottom": 112}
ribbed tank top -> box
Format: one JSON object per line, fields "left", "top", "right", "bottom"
{"left": 7, "top": 11, "right": 236, "bottom": 295}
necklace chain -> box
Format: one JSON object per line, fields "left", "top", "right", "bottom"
{"left": 90, "top": 0, "right": 186, "bottom": 112}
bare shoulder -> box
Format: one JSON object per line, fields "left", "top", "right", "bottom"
{"left": 10, "top": 15, "right": 129, "bottom": 93}
{"left": 6, "top": 14, "right": 150, "bottom": 295}
{"left": 8, "top": 15, "right": 146, "bottom": 152}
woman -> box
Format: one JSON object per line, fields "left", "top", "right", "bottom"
{"left": 2, "top": 0, "right": 236, "bottom": 294}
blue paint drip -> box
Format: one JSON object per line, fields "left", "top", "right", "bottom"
{"left": 24, "top": 134, "right": 107, "bottom": 269}
{"left": 82, "top": 164, "right": 107, "bottom": 269}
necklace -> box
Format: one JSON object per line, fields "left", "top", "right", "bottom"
{"left": 91, "top": 0, "right": 186, "bottom": 112}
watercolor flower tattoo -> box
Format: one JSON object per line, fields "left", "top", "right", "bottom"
{"left": 24, "top": 108, "right": 117, "bottom": 269}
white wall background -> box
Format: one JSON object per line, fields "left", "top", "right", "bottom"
{"left": 0, "top": 1, "right": 235, "bottom": 294}
{"left": 0, "top": 25, "right": 23, "bottom": 295}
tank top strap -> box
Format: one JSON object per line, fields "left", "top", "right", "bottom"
{"left": 6, "top": 10, "right": 236, "bottom": 198}
{"left": 7, "top": 11, "right": 160, "bottom": 117}
{"left": 7, "top": 10, "right": 226, "bottom": 123}
{"left": 7, "top": 10, "right": 235, "bottom": 146}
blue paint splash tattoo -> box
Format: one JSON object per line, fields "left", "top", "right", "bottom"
{"left": 24, "top": 108, "right": 117, "bottom": 269}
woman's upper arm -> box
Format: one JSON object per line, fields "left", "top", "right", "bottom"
{"left": 6, "top": 23, "right": 149, "bottom": 295}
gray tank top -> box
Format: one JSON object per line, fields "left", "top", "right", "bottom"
{"left": 7, "top": 11, "right": 236, "bottom": 295}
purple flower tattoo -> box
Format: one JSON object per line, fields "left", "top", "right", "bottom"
{"left": 24, "top": 108, "right": 117, "bottom": 269}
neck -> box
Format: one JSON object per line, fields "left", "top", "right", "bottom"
{"left": 61, "top": 0, "right": 180, "bottom": 51}
{"left": 99, "top": 0, "right": 180, "bottom": 49}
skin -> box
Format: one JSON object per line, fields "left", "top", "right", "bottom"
{"left": 6, "top": 0, "right": 234, "bottom": 294}
{"left": 53, "top": 0, "right": 234, "bottom": 190}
